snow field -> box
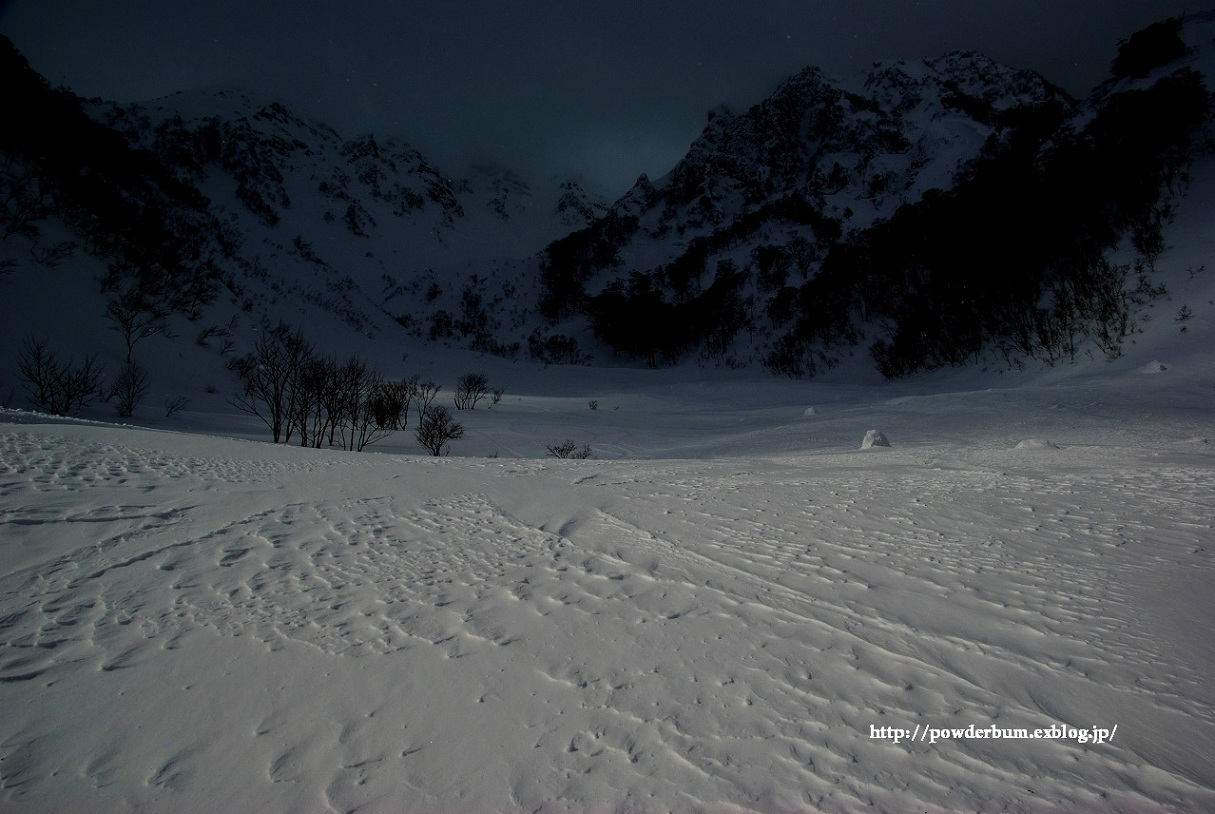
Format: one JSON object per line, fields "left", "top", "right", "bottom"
{"left": 1, "top": 396, "right": 1212, "bottom": 812}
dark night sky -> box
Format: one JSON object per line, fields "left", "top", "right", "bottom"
{"left": 0, "top": 1, "right": 1201, "bottom": 193}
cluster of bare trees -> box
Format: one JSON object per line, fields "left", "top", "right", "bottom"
{"left": 226, "top": 323, "right": 470, "bottom": 455}
{"left": 15, "top": 337, "right": 108, "bottom": 416}
{"left": 9, "top": 260, "right": 191, "bottom": 419}
{"left": 15, "top": 335, "right": 188, "bottom": 420}
{"left": 453, "top": 372, "right": 506, "bottom": 410}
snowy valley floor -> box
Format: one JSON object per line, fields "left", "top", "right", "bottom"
{"left": 1, "top": 364, "right": 1214, "bottom": 813}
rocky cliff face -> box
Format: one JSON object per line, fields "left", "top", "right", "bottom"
{"left": 537, "top": 16, "right": 1211, "bottom": 375}
{"left": 77, "top": 87, "right": 609, "bottom": 340}
{"left": 610, "top": 51, "right": 1070, "bottom": 239}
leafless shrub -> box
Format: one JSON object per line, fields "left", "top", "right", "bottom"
{"left": 547, "top": 440, "right": 593, "bottom": 459}
{"left": 453, "top": 372, "right": 489, "bottom": 410}
{"left": 164, "top": 395, "right": 190, "bottom": 419}
{"left": 370, "top": 376, "right": 417, "bottom": 430}
{"left": 16, "top": 336, "right": 108, "bottom": 416}
{"left": 412, "top": 379, "right": 441, "bottom": 425}
{"left": 112, "top": 360, "right": 151, "bottom": 417}
{"left": 416, "top": 405, "right": 464, "bottom": 456}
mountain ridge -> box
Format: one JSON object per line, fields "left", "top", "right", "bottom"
{"left": 535, "top": 14, "right": 1212, "bottom": 376}
{"left": 1, "top": 13, "right": 1212, "bottom": 416}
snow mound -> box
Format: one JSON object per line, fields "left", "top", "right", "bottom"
{"left": 802, "top": 406, "right": 818, "bottom": 417}
{"left": 1015, "top": 438, "right": 1060, "bottom": 450}
{"left": 861, "top": 429, "right": 890, "bottom": 448}
{"left": 1141, "top": 361, "right": 1169, "bottom": 373}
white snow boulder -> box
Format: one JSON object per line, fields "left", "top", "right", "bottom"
{"left": 802, "top": 407, "right": 818, "bottom": 417}
{"left": 860, "top": 429, "right": 890, "bottom": 449}
{"left": 1015, "top": 438, "right": 1059, "bottom": 450}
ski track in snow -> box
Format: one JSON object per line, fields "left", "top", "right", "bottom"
{"left": 0, "top": 422, "right": 1213, "bottom": 813}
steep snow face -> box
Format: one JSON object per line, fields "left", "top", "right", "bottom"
{"left": 529, "top": 52, "right": 1084, "bottom": 371}
{"left": 534, "top": 16, "right": 1214, "bottom": 375}
{"left": 853, "top": 52, "right": 1072, "bottom": 211}
{"left": 575, "top": 51, "right": 1074, "bottom": 290}
{"left": 614, "top": 52, "right": 1070, "bottom": 239}
{"left": 83, "top": 89, "right": 608, "bottom": 342}
{"left": 103, "top": 89, "right": 608, "bottom": 260}
{"left": 555, "top": 178, "right": 610, "bottom": 228}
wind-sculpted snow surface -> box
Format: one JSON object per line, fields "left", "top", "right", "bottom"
{"left": 1, "top": 410, "right": 1212, "bottom": 813}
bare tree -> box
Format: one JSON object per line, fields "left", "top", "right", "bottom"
{"left": 16, "top": 336, "right": 108, "bottom": 416}
{"left": 415, "top": 405, "right": 464, "bottom": 456}
{"left": 334, "top": 356, "right": 390, "bottom": 452}
{"left": 291, "top": 355, "right": 337, "bottom": 447}
{"left": 103, "top": 274, "right": 172, "bottom": 366}
{"left": 16, "top": 336, "right": 60, "bottom": 413}
{"left": 227, "top": 324, "right": 314, "bottom": 443}
{"left": 29, "top": 240, "right": 75, "bottom": 268}
{"left": 453, "top": 372, "right": 490, "bottom": 410}
{"left": 112, "top": 359, "right": 150, "bottom": 417}
{"left": 412, "top": 379, "right": 441, "bottom": 426}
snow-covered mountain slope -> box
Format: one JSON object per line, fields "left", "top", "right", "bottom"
{"left": 0, "top": 45, "right": 604, "bottom": 404}
{"left": 533, "top": 51, "right": 1073, "bottom": 334}
{"left": 3, "top": 14, "right": 1210, "bottom": 385}
{"left": 87, "top": 87, "right": 606, "bottom": 343}
{"left": 632, "top": 50, "right": 1068, "bottom": 237}
{"left": 535, "top": 14, "right": 1213, "bottom": 375}
{"left": 101, "top": 87, "right": 608, "bottom": 266}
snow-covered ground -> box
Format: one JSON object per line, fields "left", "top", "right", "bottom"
{"left": 3, "top": 121, "right": 1215, "bottom": 814}
{"left": 3, "top": 332, "right": 1214, "bottom": 813}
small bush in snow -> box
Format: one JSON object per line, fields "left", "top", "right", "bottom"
{"left": 369, "top": 376, "right": 416, "bottom": 430}
{"left": 1177, "top": 305, "right": 1193, "bottom": 332}
{"left": 416, "top": 405, "right": 464, "bottom": 456}
{"left": 547, "top": 440, "right": 593, "bottom": 459}
{"left": 453, "top": 372, "right": 490, "bottom": 410}
{"left": 164, "top": 395, "right": 190, "bottom": 419}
